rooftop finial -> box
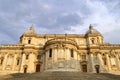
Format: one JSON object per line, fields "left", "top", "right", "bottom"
{"left": 89, "top": 24, "right": 93, "bottom": 30}
{"left": 30, "top": 24, "right": 34, "bottom": 30}
{"left": 24, "top": 24, "right": 36, "bottom": 34}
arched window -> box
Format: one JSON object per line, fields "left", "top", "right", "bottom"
{"left": 70, "top": 49, "right": 74, "bottom": 58}
{"left": 28, "top": 38, "right": 31, "bottom": 44}
{"left": 17, "top": 59, "right": 20, "bottom": 65}
{"left": 91, "top": 38, "right": 95, "bottom": 44}
{"left": 26, "top": 55, "right": 29, "bottom": 60}
{"left": 28, "top": 40, "right": 31, "bottom": 44}
{"left": 7, "top": 55, "right": 13, "bottom": 66}
{"left": 49, "top": 49, "right": 52, "bottom": 58}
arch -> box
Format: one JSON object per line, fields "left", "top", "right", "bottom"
{"left": 95, "top": 65, "right": 100, "bottom": 73}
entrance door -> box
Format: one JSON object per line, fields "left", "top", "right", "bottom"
{"left": 24, "top": 68, "right": 27, "bottom": 73}
{"left": 95, "top": 65, "right": 100, "bottom": 73}
{"left": 82, "top": 64, "right": 87, "bottom": 72}
{"left": 36, "top": 64, "right": 40, "bottom": 72}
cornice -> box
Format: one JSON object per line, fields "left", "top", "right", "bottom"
{"left": 0, "top": 44, "right": 23, "bottom": 50}
{"left": 21, "top": 34, "right": 86, "bottom": 38}
{"left": 99, "top": 44, "right": 120, "bottom": 50}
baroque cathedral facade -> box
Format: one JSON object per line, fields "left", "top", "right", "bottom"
{"left": 0, "top": 25, "right": 120, "bottom": 75}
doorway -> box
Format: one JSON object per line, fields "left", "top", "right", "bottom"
{"left": 24, "top": 67, "right": 27, "bottom": 73}
{"left": 36, "top": 64, "right": 40, "bottom": 72}
{"left": 95, "top": 65, "right": 100, "bottom": 73}
{"left": 82, "top": 64, "right": 87, "bottom": 72}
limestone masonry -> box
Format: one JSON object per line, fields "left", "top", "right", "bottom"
{"left": 0, "top": 25, "right": 120, "bottom": 75}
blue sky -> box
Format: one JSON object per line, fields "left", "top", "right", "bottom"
{"left": 0, "top": 0, "right": 120, "bottom": 44}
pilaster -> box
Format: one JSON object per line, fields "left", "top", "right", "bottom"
{"left": 28, "top": 52, "right": 35, "bottom": 73}
{"left": 90, "top": 53, "right": 96, "bottom": 73}
{"left": 97, "top": 53, "right": 104, "bottom": 72}
{"left": 12, "top": 54, "right": 17, "bottom": 70}
{"left": 20, "top": 53, "right": 26, "bottom": 73}
{"left": 2, "top": 54, "right": 8, "bottom": 70}
{"left": 106, "top": 54, "right": 111, "bottom": 71}
{"left": 115, "top": 53, "right": 120, "bottom": 70}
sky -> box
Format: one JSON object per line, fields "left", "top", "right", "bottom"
{"left": 0, "top": 0, "right": 120, "bottom": 44}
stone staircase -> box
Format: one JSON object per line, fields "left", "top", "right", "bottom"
{"left": 1, "top": 71, "right": 120, "bottom": 80}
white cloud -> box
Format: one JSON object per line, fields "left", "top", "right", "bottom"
{"left": 65, "top": 0, "right": 120, "bottom": 43}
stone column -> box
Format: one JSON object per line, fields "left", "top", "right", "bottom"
{"left": 74, "top": 50, "right": 77, "bottom": 60}
{"left": 28, "top": 52, "right": 35, "bottom": 73}
{"left": 66, "top": 48, "right": 70, "bottom": 60}
{"left": 79, "top": 53, "right": 82, "bottom": 71}
{"left": 66, "top": 48, "right": 70, "bottom": 70}
{"left": 75, "top": 50, "right": 80, "bottom": 70}
{"left": 106, "top": 53, "right": 111, "bottom": 71}
{"left": 90, "top": 53, "right": 95, "bottom": 73}
{"left": 44, "top": 52, "right": 46, "bottom": 70}
{"left": 97, "top": 53, "right": 104, "bottom": 72}
{"left": 74, "top": 50, "right": 78, "bottom": 70}
{"left": 42, "top": 54, "right": 44, "bottom": 71}
{"left": 52, "top": 48, "right": 56, "bottom": 69}
{"left": 12, "top": 54, "right": 17, "bottom": 70}
{"left": 53, "top": 48, "right": 55, "bottom": 62}
{"left": 64, "top": 48, "right": 67, "bottom": 70}
{"left": 20, "top": 53, "right": 26, "bottom": 73}
{"left": 64, "top": 48, "right": 67, "bottom": 60}
{"left": 115, "top": 53, "right": 120, "bottom": 70}
{"left": 45, "top": 51, "right": 48, "bottom": 70}
{"left": 2, "top": 54, "right": 8, "bottom": 70}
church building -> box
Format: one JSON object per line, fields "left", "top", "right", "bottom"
{"left": 0, "top": 25, "right": 120, "bottom": 75}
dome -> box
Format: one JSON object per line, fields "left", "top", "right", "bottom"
{"left": 86, "top": 24, "right": 102, "bottom": 36}
{"left": 24, "top": 25, "right": 36, "bottom": 35}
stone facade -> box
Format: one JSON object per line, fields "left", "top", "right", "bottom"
{"left": 0, "top": 25, "right": 120, "bottom": 75}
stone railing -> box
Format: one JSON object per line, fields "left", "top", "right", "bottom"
{"left": 0, "top": 44, "right": 23, "bottom": 48}
{"left": 99, "top": 44, "right": 120, "bottom": 49}
{"left": 100, "top": 44, "right": 120, "bottom": 47}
